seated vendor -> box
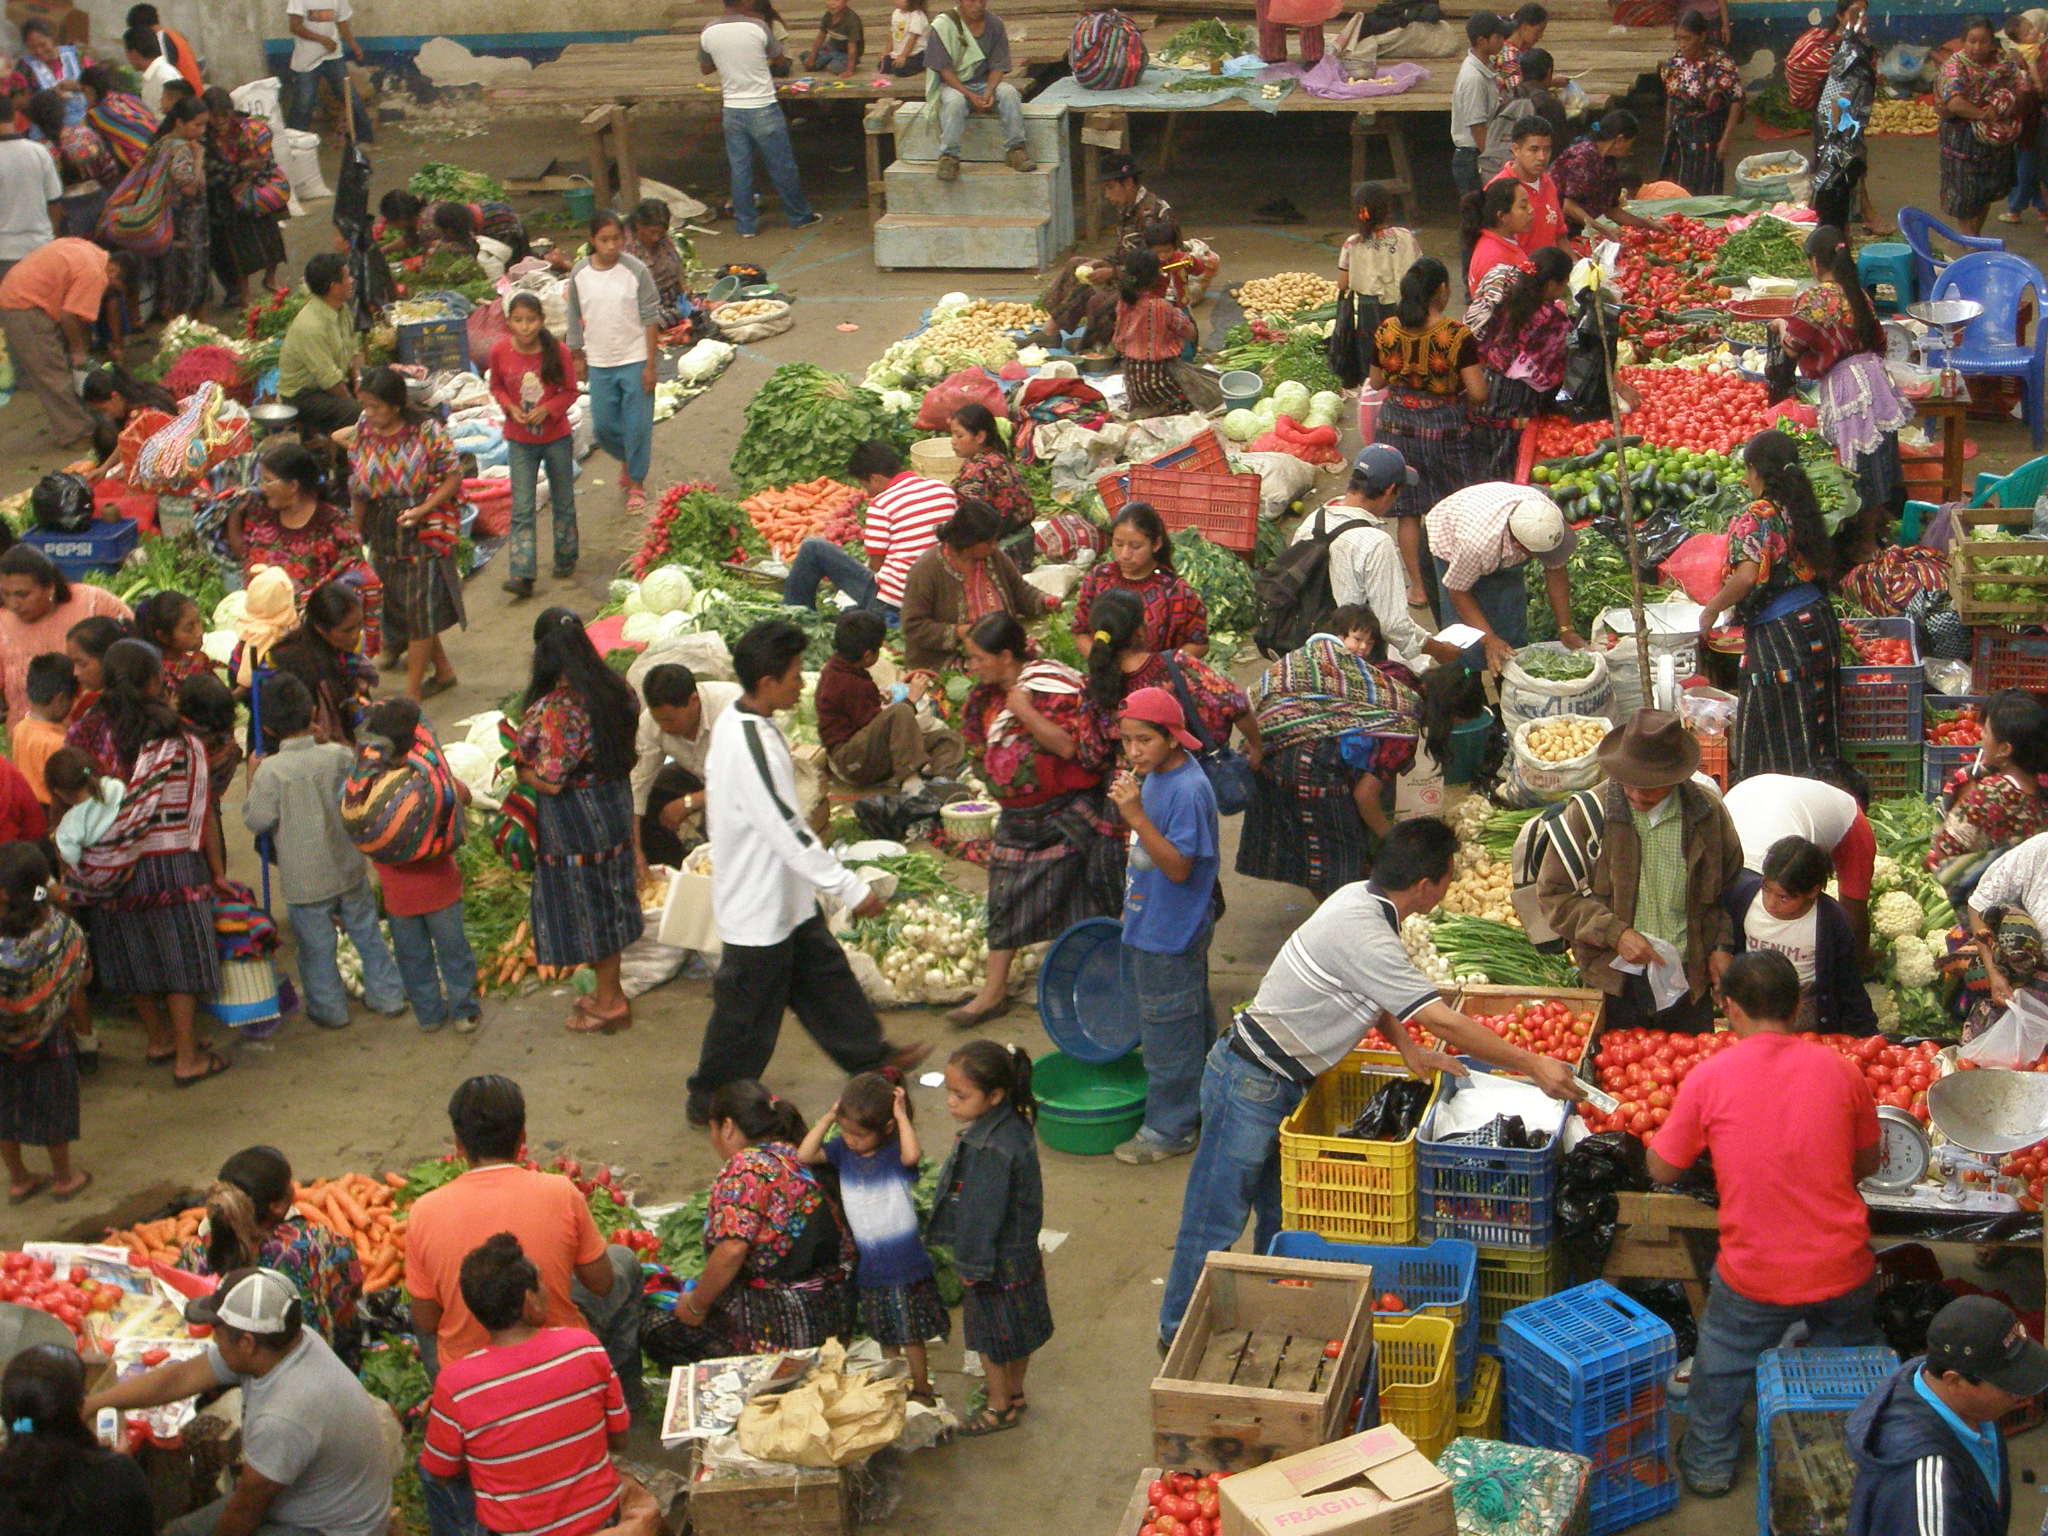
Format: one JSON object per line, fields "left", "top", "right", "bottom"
{"left": 276, "top": 252, "right": 360, "bottom": 439}
{"left": 818, "top": 608, "right": 965, "bottom": 787}
{"left": 1031, "top": 152, "right": 1174, "bottom": 351}
{"left": 898, "top": 498, "right": 1047, "bottom": 674}
{"left": 1952, "top": 831, "right": 2048, "bottom": 1042}
{"left": 627, "top": 197, "right": 691, "bottom": 331}
{"left": 79, "top": 361, "right": 173, "bottom": 465}
{"left": 627, "top": 657, "right": 740, "bottom": 871}
{"left": 1726, "top": 835, "right": 1877, "bottom": 1034}
{"left": 377, "top": 188, "right": 529, "bottom": 261}
{"left": 644, "top": 1080, "right": 854, "bottom": 1364}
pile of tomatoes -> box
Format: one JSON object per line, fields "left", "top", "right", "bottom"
{"left": 1844, "top": 622, "right": 1915, "bottom": 667}
{"left": 0, "top": 1250, "right": 124, "bottom": 1338}
{"left": 1137, "top": 1470, "right": 1226, "bottom": 1536}
{"left": 1528, "top": 369, "right": 1780, "bottom": 461}
{"left": 1927, "top": 704, "right": 1985, "bottom": 747}
{"left": 1586, "top": 1029, "right": 1944, "bottom": 1138}
{"left": 1470, "top": 1000, "right": 1596, "bottom": 1064}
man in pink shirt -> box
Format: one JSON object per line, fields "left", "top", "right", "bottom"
{"left": 1488, "top": 119, "right": 1566, "bottom": 255}
{"left": 780, "top": 439, "right": 957, "bottom": 618}
{"left": 1648, "top": 950, "right": 1883, "bottom": 1498}
{"left": 0, "top": 239, "right": 133, "bottom": 447}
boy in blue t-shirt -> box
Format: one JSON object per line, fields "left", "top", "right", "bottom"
{"left": 1110, "top": 686, "right": 1222, "bottom": 1166}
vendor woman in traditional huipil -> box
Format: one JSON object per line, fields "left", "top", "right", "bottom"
{"left": 1031, "top": 153, "right": 1175, "bottom": 352}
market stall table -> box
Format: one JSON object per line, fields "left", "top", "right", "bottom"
{"left": 1913, "top": 392, "right": 1971, "bottom": 506}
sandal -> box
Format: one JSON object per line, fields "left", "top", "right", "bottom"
{"left": 946, "top": 998, "right": 1011, "bottom": 1029}
{"left": 145, "top": 1050, "right": 177, "bottom": 1067}
{"left": 420, "top": 676, "right": 459, "bottom": 700}
{"left": 566, "top": 998, "right": 632, "bottom": 1034}
{"left": 959, "top": 1404, "right": 1023, "bottom": 1437}
{"left": 625, "top": 487, "right": 648, "bottom": 514}
{"left": 51, "top": 1171, "right": 92, "bottom": 1203}
{"left": 174, "top": 1050, "right": 232, "bottom": 1088}
{"left": 7, "top": 1175, "right": 48, "bottom": 1205}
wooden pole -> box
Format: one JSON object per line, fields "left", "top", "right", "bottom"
{"left": 1583, "top": 269, "right": 1654, "bottom": 709}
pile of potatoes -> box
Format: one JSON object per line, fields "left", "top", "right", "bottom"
{"left": 1232, "top": 272, "right": 1337, "bottom": 314}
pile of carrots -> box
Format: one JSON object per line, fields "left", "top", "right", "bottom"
{"left": 486, "top": 920, "right": 586, "bottom": 994}
{"left": 741, "top": 479, "right": 866, "bottom": 559}
{"left": 106, "top": 1171, "right": 414, "bottom": 1294}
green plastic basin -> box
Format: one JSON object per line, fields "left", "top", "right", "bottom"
{"left": 1033, "top": 1049, "right": 1147, "bottom": 1156}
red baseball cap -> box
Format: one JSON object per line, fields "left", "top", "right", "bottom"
{"left": 1121, "top": 687, "right": 1201, "bottom": 751}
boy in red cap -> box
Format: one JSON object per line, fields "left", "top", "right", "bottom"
{"left": 1109, "top": 686, "right": 1220, "bottom": 1165}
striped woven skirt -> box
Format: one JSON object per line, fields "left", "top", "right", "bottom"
{"left": 1659, "top": 107, "right": 1730, "bottom": 195}
{"left": 0, "top": 1032, "right": 78, "bottom": 1146}
{"left": 1374, "top": 393, "right": 1472, "bottom": 522}
{"left": 859, "top": 1275, "right": 952, "bottom": 1346}
{"left": 1123, "top": 357, "right": 1190, "bottom": 415}
{"left": 962, "top": 1263, "right": 1053, "bottom": 1364}
{"left": 721, "top": 1272, "right": 856, "bottom": 1354}
{"left": 1732, "top": 600, "right": 1840, "bottom": 783}
{"left": 531, "top": 778, "right": 645, "bottom": 967}
{"left": 985, "top": 790, "right": 1126, "bottom": 951}
{"left": 1238, "top": 737, "right": 1379, "bottom": 897}
{"left": 364, "top": 495, "right": 467, "bottom": 650}
{"left": 1941, "top": 125, "right": 2015, "bottom": 220}
{"left": 91, "top": 850, "right": 221, "bottom": 998}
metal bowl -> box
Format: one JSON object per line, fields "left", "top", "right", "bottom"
{"left": 1906, "top": 299, "right": 1985, "bottom": 327}
{"left": 249, "top": 402, "right": 300, "bottom": 433}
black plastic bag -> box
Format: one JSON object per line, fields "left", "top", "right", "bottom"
{"left": 1341, "top": 1078, "right": 1432, "bottom": 1140}
{"left": 30, "top": 472, "right": 93, "bottom": 534}
{"left": 1438, "top": 1113, "right": 1548, "bottom": 1150}
{"left": 853, "top": 793, "right": 941, "bottom": 843}
{"left": 1874, "top": 1278, "right": 1952, "bottom": 1359}
{"left": 1326, "top": 293, "right": 1369, "bottom": 391}
{"left": 1555, "top": 294, "right": 1624, "bottom": 423}
{"left": 1618, "top": 1279, "right": 1699, "bottom": 1361}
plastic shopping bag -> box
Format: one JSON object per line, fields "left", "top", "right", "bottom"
{"left": 1959, "top": 990, "right": 2048, "bottom": 1069}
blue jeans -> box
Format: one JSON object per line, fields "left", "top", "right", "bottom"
{"left": 507, "top": 435, "right": 578, "bottom": 580}
{"left": 806, "top": 42, "right": 850, "bottom": 72}
{"left": 419, "top": 1467, "right": 479, "bottom": 1536}
{"left": 1678, "top": 1270, "right": 1881, "bottom": 1488}
{"left": 936, "top": 81, "right": 1027, "bottom": 157}
{"left": 782, "top": 536, "right": 895, "bottom": 616}
{"left": 283, "top": 56, "right": 374, "bottom": 140}
{"left": 1121, "top": 921, "right": 1215, "bottom": 1146}
{"left": 1434, "top": 555, "right": 1528, "bottom": 665}
{"left": 2013, "top": 120, "right": 2048, "bottom": 214}
{"left": 287, "top": 882, "right": 404, "bottom": 1024}
{"left": 1452, "top": 145, "right": 1480, "bottom": 196}
{"left": 1158, "top": 1037, "right": 1307, "bottom": 1344}
{"left": 388, "top": 899, "right": 480, "bottom": 1030}
{"left": 721, "top": 103, "right": 814, "bottom": 235}
{"left": 585, "top": 362, "right": 652, "bottom": 486}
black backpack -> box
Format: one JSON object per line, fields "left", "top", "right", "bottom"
{"left": 1251, "top": 507, "right": 1371, "bottom": 660}
{"left": 1509, "top": 787, "right": 1607, "bottom": 950}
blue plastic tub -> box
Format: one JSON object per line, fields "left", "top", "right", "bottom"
{"left": 1755, "top": 1347, "right": 1899, "bottom": 1536}
{"left": 1417, "top": 1069, "right": 1569, "bottom": 1250}
{"left": 1035, "top": 917, "right": 1138, "bottom": 1063}
{"left": 1270, "top": 1232, "right": 1480, "bottom": 1398}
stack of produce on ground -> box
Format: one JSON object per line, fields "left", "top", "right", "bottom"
{"left": 741, "top": 479, "right": 867, "bottom": 558}
{"left": 1521, "top": 717, "right": 1609, "bottom": 764}
{"left": 1587, "top": 1030, "right": 1945, "bottom": 1136}
{"left": 730, "top": 363, "right": 908, "bottom": 491}
{"left": 630, "top": 483, "right": 764, "bottom": 574}
{"left": 1870, "top": 97, "right": 1940, "bottom": 133}
{"left": 862, "top": 295, "right": 1043, "bottom": 391}
{"left": 1530, "top": 368, "right": 1779, "bottom": 459}
{"left": 108, "top": 1172, "right": 413, "bottom": 1291}
{"left": 1232, "top": 272, "right": 1338, "bottom": 315}
{"left": 841, "top": 890, "right": 992, "bottom": 1002}
{"left": 1211, "top": 315, "right": 1342, "bottom": 397}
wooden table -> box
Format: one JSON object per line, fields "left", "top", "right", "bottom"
{"left": 1914, "top": 394, "right": 1971, "bottom": 506}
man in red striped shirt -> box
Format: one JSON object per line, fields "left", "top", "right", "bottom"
{"left": 780, "top": 440, "right": 957, "bottom": 618}
{"left": 419, "top": 1233, "right": 629, "bottom": 1536}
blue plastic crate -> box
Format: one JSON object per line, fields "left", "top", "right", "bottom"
{"left": 1755, "top": 1347, "right": 1898, "bottom": 1536}
{"left": 1349, "top": 1340, "right": 1381, "bottom": 1432}
{"left": 1417, "top": 1070, "right": 1567, "bottom": 1250}
{"left": 1505, "top": 1400, "right": 1675, "bottom": 1536}
{"left": 23, "top": 518, "right": 138, "bottom": 578}
{"left": 1501, "top": 1281, "right": 1678, "bottom": 1437}
{"left": 1269, "top": 1232, "right": 1480, "bottom": 1398}
{"left": 1923, "top": 694, "right": 1986, "bottom": 798}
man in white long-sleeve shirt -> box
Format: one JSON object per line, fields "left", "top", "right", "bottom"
{"left": 686, "top": 620, "right": 929, "bottom": 1124}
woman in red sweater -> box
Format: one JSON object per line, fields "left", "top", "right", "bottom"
{"left": 488, "top": 292, "right": 581, "bottom": 600}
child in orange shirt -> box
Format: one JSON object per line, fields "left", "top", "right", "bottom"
{"left": 12, "top": 654, "right": 74, "bottom": 811}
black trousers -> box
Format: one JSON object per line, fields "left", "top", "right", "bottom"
{"left": 1605, "top": 970, "right": 1716, "bottom": 1035}
{"left": 689, "top": 913, "right": 892, "bottom": 1098}
{"left": 288, "top": 386, "right": 362, "bottom": 437}
{"left": 641, "top": 763, "right": 704, "bottom": 869}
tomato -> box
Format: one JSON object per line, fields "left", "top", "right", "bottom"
{"left": 1150, "top": 1481, "right": 1169, "bottom": 1507}
{"left": 1378, "top": 1290, "right": 1407, "bottom": 1312}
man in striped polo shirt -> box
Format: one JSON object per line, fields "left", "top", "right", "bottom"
{"left": 1157, "top": 817, "right": 1582, "bottom": 1348}
{"left": 781, "top": 440, "right": 957, "bottom": 619}
{"left": 420, "top": 1233, "right": 630, "bottom": 1536}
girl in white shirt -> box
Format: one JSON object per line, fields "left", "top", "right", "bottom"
{"left": 563, "top": 211, "right": 661, "bottom": 515}
{"left": 882, "top": 0, "right": 929, "bottom": 74}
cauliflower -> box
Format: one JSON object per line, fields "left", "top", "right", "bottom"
{"left": 1890, "top": 933, "right": 1938, "bottom": 988}
{"left": 1873, "top": 888, "right": 1926, "bottom": 941}
{"left": 1871, "top": 854, "right": 1903, "bottom": 896}
{"left": 1873, "top": 989, "right": 1901, "bottom": 1032}
{"left": 1927, "top": 925, "right": 1953, "bottom": 950}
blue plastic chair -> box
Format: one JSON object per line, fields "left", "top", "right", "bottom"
{"left": 1897, "top": 206, "right": 2006, "bottom": 302}
{"left": 1969, "top": 452, "right": 2048, "bottom": 505}
{"left": 1928, "top": 251, "right": 2048, "bottom": 449}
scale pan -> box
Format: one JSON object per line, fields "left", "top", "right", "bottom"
{"left": 1928, "top": 1069, "right": 2048, "bottom": 1154}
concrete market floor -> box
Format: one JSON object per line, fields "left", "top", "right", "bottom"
{"left": 0, "top": 87, "right": 2043, "bottom": 1533}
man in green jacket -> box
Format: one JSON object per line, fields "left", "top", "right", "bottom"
{"left": 277, "top": 252, "right": 360, "bottom": 437}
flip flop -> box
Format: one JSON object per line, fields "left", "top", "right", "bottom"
{"left": 7, "top": 1175, "right": 49, "bottom": 1205}
{"left": 566, "top": 999, "right": 632, "bottom": 1034}
{"left": 51, "top": 1171, "right": 93, "bottom": 1204}
{"left": 174, "top": 1050, "right": 231, "bottom": 1088}
{"left": 145, "top": 1050, "right": 177, "bottom": 1067}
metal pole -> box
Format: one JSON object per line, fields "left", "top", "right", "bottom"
{"left": 1584, "top": 276, "right": 1654, "bottom": 708}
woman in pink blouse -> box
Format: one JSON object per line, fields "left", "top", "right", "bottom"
{"left": 0, "top": 545, "right": 130, "bottom": 730}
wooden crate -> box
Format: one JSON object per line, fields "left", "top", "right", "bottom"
{"left": 1153, "top": 1251, "right": 1376, "bottom": 1473}
{"left": 1113, "top": 1468, "right": 1162, "bottom": 1536}
{"left": 1452, "top": 984, "right": 1608, "bottom": 1077}
{"left": 1949, "top": 504, "right": 2048, "bottom": 623}
{"left": 686, "top": 1447, "right": 848, "bottom": 1536}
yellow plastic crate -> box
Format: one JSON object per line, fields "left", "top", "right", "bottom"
{"left": 1456, "top": 1353, "right": 1503, "bottom": 1441}
{"left": 1374, "top": 1312, "right": 1457, "bottom": 1460}
{"left": 1477, "top": 1243, "right": 1565, "bottom": 1349}
{"left": 1279, "top": 1050, "right": 1435, "bottom": 1244}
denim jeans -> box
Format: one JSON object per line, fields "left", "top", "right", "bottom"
{"left": 507, "top": 435, "right": 579, "bottom": 580}
{"left": 721, "top": 102, "right": 814, "bottom": 235}
{"left": 1679, "top": 1270, "right": 1881, "bottom": 1487}
{"left": 167, "top": 1497, "right": 320, "bottom": 1536}
{"left": 1121, "top": 922, "right": 1215, "bottom": 1146}
{"left": 420, "top": 1466, "right": 479, "bottom": 1536}
{"left": 1452, "top": 145, "right": 1480, "bottom": 196}
{"left": 782, "top": 536, "right": 894, "bottom": 616}
{"left": 585, "top": 362, "right": 652, "bottom": 486}
{"left": 936, "top": 81, "right": 1026, "bottom": 157}
{"left": 807, "top": 42, "right": 850, "bottom": 72}
{"left": 388, "top": 899, "right": 480, "bottom": 1030}
{"left": 1434, "top": 556, "right": 1527, "bottom": 665}
{"left": 1158, "top": 1037, "right": 1308, "bottom": 1344}
{"left": 283, "top": 56, "right": 374, "bottom": 140}
{"left": 287, "top": 882, "right": 404, "bottom": 1024}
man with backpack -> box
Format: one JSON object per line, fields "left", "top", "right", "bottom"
{"left": 1262, "top": 446, "right": 1459, "bottom": 666}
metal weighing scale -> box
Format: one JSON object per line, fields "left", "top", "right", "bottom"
{"left": 1860, "top": 1068, "right": 2048, "bottom": 1215}
{"left": 1903, "top": 298, "right": 1985, "bottom": 399}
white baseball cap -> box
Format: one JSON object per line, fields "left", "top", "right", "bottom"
{"left": 186, "top": 1267, "right": 302, "bottom": 1334}
{"left": 1507, "top": 493, "right": 1568, "bottom": 554}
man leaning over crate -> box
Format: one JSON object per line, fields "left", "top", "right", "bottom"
{"left": 1156, "top": 817, "right": 1581, "bottom": 1349}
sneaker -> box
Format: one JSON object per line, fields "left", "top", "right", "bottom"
{"left": 791, "top": 212, "right": 823, "bottom": 230}
{"left": 502, "top": 576, "right": 535, "bottom": 599}
{"left": 454, "top": 1012, "right": 481, "bottom": 1035}
{"left": 738, "top": 229, "right": 760, "bottom": 240}
{"left": 418, "top": 1018, "right": 447, "bottom": 1034}
{"left": 1998, "top": 209, "right": 2023, "bottom": 224}
{"left": 937, "top": 154, "right": 960, "bottom": 182}
{"left": 1674, "top": 1440, "right": 1733, "bottom": 1499}
{"left": 1005, "top": 147, "right": 1035, "bottom": 172}
{"left": 1114, "top": 1132, "right": 1196, "bottom": 1166}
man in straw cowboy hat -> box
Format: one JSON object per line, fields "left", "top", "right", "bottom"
{"left": 1534, "top": 708, "right": 1746, "bottom": 1033}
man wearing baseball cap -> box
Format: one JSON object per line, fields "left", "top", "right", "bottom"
{"left": 1030, "top": 153, "right": 1176, "bottom": 350}
{"left": 1848, "top": 1295, "right": 2048, "bottom": 1536}
{"left": 1422, "top": 481, "right": 1588, "bottom": 673}
{"left": 87, "top": 1267, "right": 393, "bottom": 1536}
{"left": 1284, "top": 446, "right": 1462, "bottom": 668}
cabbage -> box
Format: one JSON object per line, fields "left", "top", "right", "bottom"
{"left": 212, "top": 591, "right": 249, "bottom": 628}
{"left": 618, "top": 585, "right": 648, "bottom": 616}
{"left": 674, "top": 338, "right": 735, "bottom": 384}
{"left": 640, "top": 565, "right": 696, "bottom": 614}
{"left": 1272, "top": 380, "right": 1312, "bottom": 419}
{"left": 1309, "top": 390, "right": 1342, "bottom": 419}
{"left": 620, "top": 611, "right": 667, "bottom": 644}
{"left": 201, "top": 629, "right": 238, "bottom": 666}
{"left": 1222, "top": 407, "right": 1263, "bottom": 442}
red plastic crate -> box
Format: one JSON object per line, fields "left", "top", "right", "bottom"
{"left": 1690, "top": 727, "right": 1728, "bottom": 787}
{"left": 1096, "top": 428, "right": 1229, "bottom": 515}
{"left": 1972, "top": 628, "right": 2048, "bottom": 694}
{"left": 1127, "top": 465, "right": 1262, "bottom": 554}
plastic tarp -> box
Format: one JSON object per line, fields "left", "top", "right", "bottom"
{"left": 1033, "top": 62, "right": 1296, "bottom": 113}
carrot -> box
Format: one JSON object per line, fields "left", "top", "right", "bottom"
{"left": 383, "top": 1171, "right": 407, "bottom": 1189}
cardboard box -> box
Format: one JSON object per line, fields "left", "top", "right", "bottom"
{"left": 686, "top": 1447, "right": 848, "bottom": 1536}
{"left": 1154, "top": 1251, "right": 1376, "bottom": 1473}
{"left": 1219, "top": 1425, "right": 1457, "bottom": 1536}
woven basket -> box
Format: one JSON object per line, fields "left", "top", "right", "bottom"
{"left": 939, "top": 800, "right": 999, "bottom": 840}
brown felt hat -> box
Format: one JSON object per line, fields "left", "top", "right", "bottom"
{"left": 1595, "top": 707, "right": 1700, "bottom": 789}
